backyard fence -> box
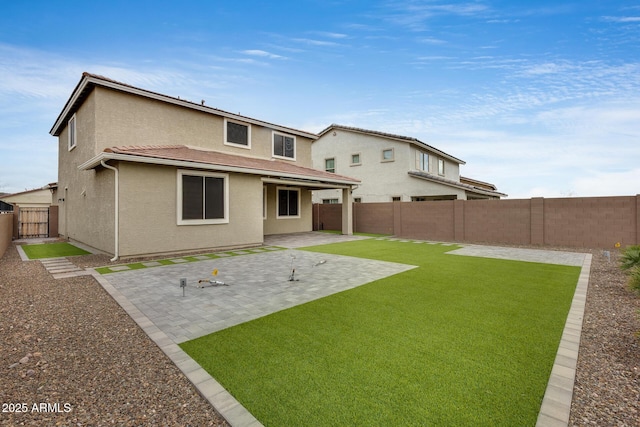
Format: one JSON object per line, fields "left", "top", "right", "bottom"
{"left": 0, "top": 212, "right": 13, "bottom": 258}
{"left": 313, "top": 195, "right": 640, "bottom": 249}
{"left": 11, "top": 206, "right": 59, "bottom": 240}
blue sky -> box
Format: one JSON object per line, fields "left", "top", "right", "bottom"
{"left": 1, "top": 0, "right": 639, "bottom": 198}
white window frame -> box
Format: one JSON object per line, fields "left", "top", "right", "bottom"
{"left": 382, "top": 148, "right": 394, "bottom": 162}
{"left": 224, "top": 118, "right": 251, "bottom": 149}
{"left": 68, "top": 114, "right": 77, "bottom": 151}
{"left": 272, "top": 131, "right": 296, "bottom": 160}
{"left": 438, "top": 158, "right": 445, "bottom": 176}
{"left": 177, "top": 170, "right": 229, "bottom": 225}
{"left": 351, "top": 153, "right": 361, "bottom": 166}
{"left": 276, "top": 187, "right": 301, "bottom": 219}
{"left": 325, "top": 157, "right": 336, "bottom": 173}
{"left": 418, "top": 151, "right": 429, "bottom": 172}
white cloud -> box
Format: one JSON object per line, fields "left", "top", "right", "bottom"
{"left": 241, "top": 49, "right": 286, "bottom": 60}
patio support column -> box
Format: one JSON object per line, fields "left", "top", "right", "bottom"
{"left": 342, "top": 187, "right": 353, "bottom": 235}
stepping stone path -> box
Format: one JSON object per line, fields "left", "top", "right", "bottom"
{"left": 40, "top": 257, "right": 92, "bottom": 280}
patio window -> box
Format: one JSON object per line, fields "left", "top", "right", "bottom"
{"left": 277, "top": 188, "right": 300, "bottom": 218}
{"left": 68, "top": 114, "right": 76, "bottom": 151}
{"left": 225, "top": 118, "right": 251, "bottom": 148}
{"left": 273, "top": 132, "right": 295, "bottom": 159}
{"left": 178, "top": 170, "right": 229, "bottom": 225}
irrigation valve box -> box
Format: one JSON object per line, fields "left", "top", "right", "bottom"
{"left": 180, "top": 278, "right": 187, "bottom": 296}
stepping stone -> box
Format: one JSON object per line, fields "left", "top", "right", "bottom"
{"left": 169, "top": 258, "right": 189, "bottom": 263}
{"left": 142, "top": 261, "right": 162, "bottom": 267}
{"left": 111, "top": 265, "right": 132, "bottom": 271}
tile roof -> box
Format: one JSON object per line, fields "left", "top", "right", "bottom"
{"left": 102, "top": 145, "right": 360, "bottom": 184}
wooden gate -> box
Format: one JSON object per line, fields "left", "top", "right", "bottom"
{"left": 18, "top": 207, "right": 49, "bottom": 238}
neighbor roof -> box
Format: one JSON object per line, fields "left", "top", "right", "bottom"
{"left": 50, "top": 73, "right": 318, "bottom": 140}
{"left": 318, "top": 124, "right": 465, "bottom": 165}
{"left": 79, "top": 145, "right": 360, "bottom": 188}
{"left": 409, "top": 171, "right": 507, "bottom": 198}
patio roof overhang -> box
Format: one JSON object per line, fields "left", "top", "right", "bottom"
{"left": 79, "top": 145, "right": 360, "bottom": 190}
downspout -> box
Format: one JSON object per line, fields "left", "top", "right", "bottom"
{"left": 100, "top": 160, "right": 119, "bottom": 261}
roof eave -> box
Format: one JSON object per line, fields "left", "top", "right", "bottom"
{"left": 408, "top": 171, "right": 506, "bottom": 198}
{"left": 79, "top": 152, "right": 359, "bottom": 187}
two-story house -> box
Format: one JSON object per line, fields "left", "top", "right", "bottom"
{"left": 311, "top": 125, "right": 505, "bottom": 203}
{"left": 50, "top": 73, "right": 359, "bottom": 259}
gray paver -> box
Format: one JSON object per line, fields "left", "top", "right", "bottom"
{"left": 91, "top": 232, "right": 591, "bottom": 427}
{"left": 105, "top": 248, "right": 416, "bottom": 343}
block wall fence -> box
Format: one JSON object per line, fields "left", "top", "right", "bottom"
{"left": 0, "top": 213, "right": 13, "bottom": 258}
{"left": 313, "top": 195, "right": 640, "bottom": 249}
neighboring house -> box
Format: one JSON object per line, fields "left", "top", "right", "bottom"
{"left": 0, "top": 183, "right": 56, "bottom": 208}
{"left": 312, "top": 125, "right": 506, "bottom": 203}
{"left": 50, "top": 73, "right": 359, "bottom": 259}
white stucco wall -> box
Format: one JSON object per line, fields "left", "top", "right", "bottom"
{"left": 311, "top": 129, "right": 465, "bottom": 203}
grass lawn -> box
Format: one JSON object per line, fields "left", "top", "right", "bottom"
{"left": 21, "top": 242, "right": 90, "bottom": 259}
{"left": 180, "top": 240, "right": 581, "bottom": 426}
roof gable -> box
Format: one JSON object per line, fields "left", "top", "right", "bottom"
{"left": 318, "top": 124, "right": 465, "bottom": 165}
{"left": 50, "top": 73, "right": 318, "bottom": 140}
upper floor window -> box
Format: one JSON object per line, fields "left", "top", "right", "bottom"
{"left": 351, "top": 153, "right": 361, "bottom": 166}
{"left": 382, "top": 148, "right": 394, "bottom": 162}
{"left": 225, "top": 118, "right": 251, "bottom": 148}
{"left": 418, "top": 152, "right": 429, "bottom": 171}
{"left": 325, "top": 158, "right": 335, "bottom": 173}
{"left": 177, "top": 170, "right": 229, "bottom": 225}
{"left": 438, "top": 158, "right": 445, "bottom": 176}
{"left": 273, "top": 132, "right": 295, "bottom": 159}
{"left": 68, "top": 114, "right": 77, "bottom": 151}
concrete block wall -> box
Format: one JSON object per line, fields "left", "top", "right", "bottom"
{"left": 314, "top": 194, "right": 640, "bottom": 249}
{"left": 0, "top": 213, "right": 13, "bottom": 258}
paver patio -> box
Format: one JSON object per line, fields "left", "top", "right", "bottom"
{"left": 90, "top": 232, "right": 590, "bottom": 427}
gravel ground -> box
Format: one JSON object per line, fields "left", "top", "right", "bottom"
{"left": 570, "top": 249, "right": 640, "bottom": 426}
{"left": 2, "top": 242, "right": 639, "bottom": 426}
{"left": 0, "top": 244, "right": 229, "bottom": 426}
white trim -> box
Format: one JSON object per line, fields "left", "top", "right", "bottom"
{"left": 351, "top": 152, "right": 361, "bottom": 166}
{"left": 272, "top": 130, "right": 296, "bottom": 161}
{"left": 68, "top": 114, "right": 77, "bottom": 151}
{"left": 224, "top": 118, "right": 251, "bottom": 149}
{"left": 276, "top": 186, "right": 301, "bottom": 219}
{"left": 325, "top": 157, "right": 336, "bottom": 173}
{"left": 438, "top": 158, "right": 445, "bottom": 176}
{"left": 262, "top": 186, "right": 267, "bottom": 220}
{"left": 177, "top": 170, "right": 229, "bottom": 225}
{"left": 381, "top": 148, "right": 394, "bottom": 162}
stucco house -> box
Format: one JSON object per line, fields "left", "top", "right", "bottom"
{"left": 50, "top": 73, "right": 358, "bottom": 259}
{"left": 312, "top": 124, "right": 505, "bottom": 203}
{"left": 0, "top": 183, "right": 56, "bottom": 208}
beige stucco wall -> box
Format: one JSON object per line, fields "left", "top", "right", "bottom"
{"left": 312, "top": 129, "right": 464, "bottom": 203}
{"left": 263, "top": 184, "right": 313, "bottom": 235}
{"left": 93, "top": 88, "right": 314, "bottom": 167}
{"left": 117, "top": 163, "right": 264, "bottom": 257}
{"left": 57, "top": 91, "right": 117, "bottom": 253}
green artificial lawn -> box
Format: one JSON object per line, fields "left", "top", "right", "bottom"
{"left": 180, "top": 240, "right": 581, "bottom": 426}
{"left": 21, "top": 242, "right": 90, "bottom": 259}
